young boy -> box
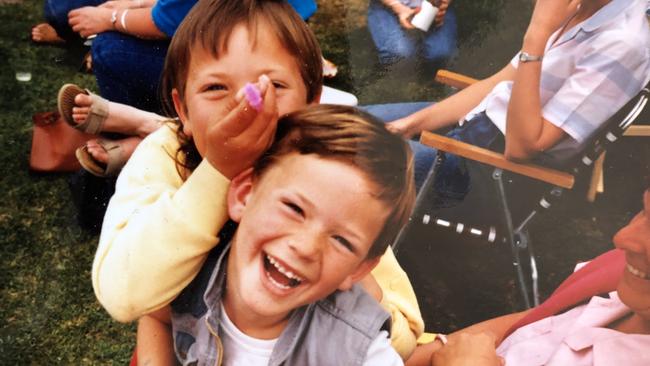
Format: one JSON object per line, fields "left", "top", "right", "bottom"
{"left": 91, "top": 0, "right": 423, "bottom": 360}
{"left": 169, "top": 105, "right": 416, "bottom": 365}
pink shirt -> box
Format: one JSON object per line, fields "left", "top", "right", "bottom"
{"left": 496, "top": 292, "right": 650, "bottom": 365}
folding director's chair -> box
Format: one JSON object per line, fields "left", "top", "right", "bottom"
{"left": 393, "top": 71, "right": 650, "bottom": 308}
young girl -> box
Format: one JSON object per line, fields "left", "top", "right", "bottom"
{"left": 91, "top": 0, "right": 423, "bottom": 358}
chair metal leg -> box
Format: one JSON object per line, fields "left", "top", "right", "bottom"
{"left": 492, "top": 168, "right": 533, "bottom": 308}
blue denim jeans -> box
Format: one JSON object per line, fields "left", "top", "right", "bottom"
{"left": 363, "top": 103, "right": 503, "bottom": 197}
{"left": 91, "top": 31, "right": 169, "bottom": 112}
{"left": 367, "top": 0, "right": 457, "bottom": 66}
{"left": 44, "top": 0, "right": 105, "bottom": 41}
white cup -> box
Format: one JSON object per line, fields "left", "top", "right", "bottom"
{"left": 411, "top": 0, "right": 438, "bottom": 32}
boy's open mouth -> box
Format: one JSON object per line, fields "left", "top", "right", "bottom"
{"left": 264, "top": 253, "right": 304, "bottom": 290}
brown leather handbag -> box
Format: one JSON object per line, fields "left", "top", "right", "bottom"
{"left": 29, "top": 111, "right": 94, "bottom": 172}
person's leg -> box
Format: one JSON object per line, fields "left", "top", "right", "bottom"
{"left": 91, "top": 31, "right": 170, "bottom": 113}
{"left": 42, "top": 0, "right": 105, "bottom": 42}
{"left": 367, "top": 0, "right": 418, "bottom": 64}
{"left": 421, "top": 7, "right": 458, "bottom": 66}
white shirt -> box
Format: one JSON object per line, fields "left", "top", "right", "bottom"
{"left": 465, "top": 0, "right": 650, "bottom": 160}
{"left": 218, "top": 304, "right": 404, "bottom": 366}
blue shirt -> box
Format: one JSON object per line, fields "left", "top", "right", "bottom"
{"left": 151, "top": 0, "right": 317, "bottom": 38}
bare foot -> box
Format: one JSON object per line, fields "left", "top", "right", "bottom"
{"left": 31, "top": 23, "right": 65, "bottom": 44}
{"left": 86, "top": 136, "right": 142, "bottom": 165}
{"left": 72, "top": 93, "right": 166, "bottom": 138}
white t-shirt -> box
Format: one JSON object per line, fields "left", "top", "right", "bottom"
{"left": 219, "top": 304, "right": 404, "bottom": 366}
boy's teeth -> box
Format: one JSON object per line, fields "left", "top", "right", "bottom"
{"left": 266, "top": 254, "right": 304, "bottom": 282}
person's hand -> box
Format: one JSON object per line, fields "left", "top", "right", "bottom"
{"left": 99, "top": 0, "right": 142, "bottom": 9}
{"left": 389, "top": 2, "right": 417, "bottom": 30}
{"left": 434, "top": 0, "right": 451, "bottom": 27}
{"left": 386, "top": 116, "right": 419, "bottom": 139}
{"left": 68, "top": 7, "right": 114, "bottom": 37}
{"left": 525, "top": 0, "right": 580, "bottom": 42}
{"left": 431, "top": 332, "right": 504, "bottom": 366}
{"left": 204, "top": 75, "right": 279, "bottom": 180}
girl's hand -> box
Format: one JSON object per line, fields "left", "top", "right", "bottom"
{"left": 525, "top": 0, "right": 580, "bottom": 41}
{"left": 68, "top": 7, "right": 114, "bottom": 37}
{"left": 204, "top": 75, "right": 279, "bottom": 180}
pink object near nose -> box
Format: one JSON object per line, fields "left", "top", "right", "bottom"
{"left": 244, "top": 83, "right": 263, "bottom": 112}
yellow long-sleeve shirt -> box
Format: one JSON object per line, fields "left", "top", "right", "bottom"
{"left": 92, "top": 124, "right": 424, "bottom": 358}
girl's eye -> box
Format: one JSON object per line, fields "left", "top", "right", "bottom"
{"left": 333, "top": 235, "right": 355, "bottom": 253}
{"left": 205, "top": 84, "right": 226, "bottom": 92}
{"left": 283, "top": 201, "right": 304, "bottom": 216}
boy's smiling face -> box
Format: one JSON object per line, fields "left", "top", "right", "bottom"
{"left": 224, "top": 153, "right": 389, "bottom": 335}
{"left": 173, "top": 20, "right": 310, "bottom": 158}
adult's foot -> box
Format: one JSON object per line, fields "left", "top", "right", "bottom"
{"left": 85, "top": 136, "right": 142, "bottom": 166}
{"left": 72, "top": 93, "right": 166, "bottom": 138}
{"left": 31, "top": 23, "right": 65, "bottom": 44}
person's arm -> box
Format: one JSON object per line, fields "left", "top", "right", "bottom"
{"left": 68, "top": 6, "right": 166, "bottom": 39}
{"left": 405, "top": 310, "right": 530, "bottom": 366}
{"left": 387, "top": 64, "right": 516, "bottom": 138}
{"left": 137, "top": 306, "right": 175, "bottom": 366}
{"left": 92, "top": 128, "right": 231, "bottom": 322}
{"left": 100, "top": 0, "right": 158, "bottom": 9}
{"left": 503, "top": 0, "right": 581, "bottom": 160}
{"left": 93, "top": 81, "right": 279, "bottom": 322}
{"left": 371, "top": 247, "right": 425, "bottom": 360}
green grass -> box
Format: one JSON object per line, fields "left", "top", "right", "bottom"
{"left": 0, "top": 0, "right": 134, "bottom": 363}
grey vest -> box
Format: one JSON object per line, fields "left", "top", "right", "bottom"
{"left": 171, "top": 244, "right": 391, "bottom": 366}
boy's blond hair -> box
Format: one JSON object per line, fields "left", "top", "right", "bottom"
{"left": 253, "top": 104, "right": 415, "bottom": 258}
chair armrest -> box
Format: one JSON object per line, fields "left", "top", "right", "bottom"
{"left": 434, "top": 70, "right": 479, "bottom": 90}
{"left": 625, "top": 125, "right": 650, "bottom": 136}
{"left": 419, "top": 131, "right": 575, "bottom": 189}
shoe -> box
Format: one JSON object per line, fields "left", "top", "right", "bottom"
{"left": 75, "top": 138, "right": 127, "bottom": 177}
{"left": 57, "top": 84, "right": 109, "bottom": 134}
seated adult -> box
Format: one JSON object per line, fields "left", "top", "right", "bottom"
{"left": 406, "top": 181, "right": 650, "bottom": 366}
{"left": 367, "top": 0, "right": 457, "bottom": 68}
{"left": 365, "top": 0, "right": 650, "bottom": 189}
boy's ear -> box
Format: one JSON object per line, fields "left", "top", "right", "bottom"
{"left": 337, "top": 256, "right": 381, "bottom": 292}
{"left": 227, "top": 167, "right": 256, "bottom": 223}
{"left": 171, "top": 88, "right": 191, "bottom": 137}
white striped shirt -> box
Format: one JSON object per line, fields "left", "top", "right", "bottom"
{"left": 466, "top": 0, "right": 650, "bottom": 160}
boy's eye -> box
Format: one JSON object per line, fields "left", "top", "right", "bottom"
{"left": 272, "top": 81, "right": 286, "bottom": 89}
{"left": 333, "top": 235, "right": 355, "bottom": 253}
{"left": 283, "top": 201, "right": 304, "bottom": 216}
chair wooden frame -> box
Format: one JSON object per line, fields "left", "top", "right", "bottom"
{"left": 435, "top": 70, "right": 650, "bottom": 201}
{"left": 393, "top": 70, "right": 650, "bottom": 307}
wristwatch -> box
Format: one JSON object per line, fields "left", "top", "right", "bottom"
{"left": 110, "top": 10, "right": 118, "bottom": 29}
{"left": 519, "top": 51, "right": 543, "bottom": 63}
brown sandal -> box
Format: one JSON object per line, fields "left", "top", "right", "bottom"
{"left": 75, "top": 138, "right": 127, "bottom": 177}
{"left": 57, "top": 83, "right": 109, "bottom": 134}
